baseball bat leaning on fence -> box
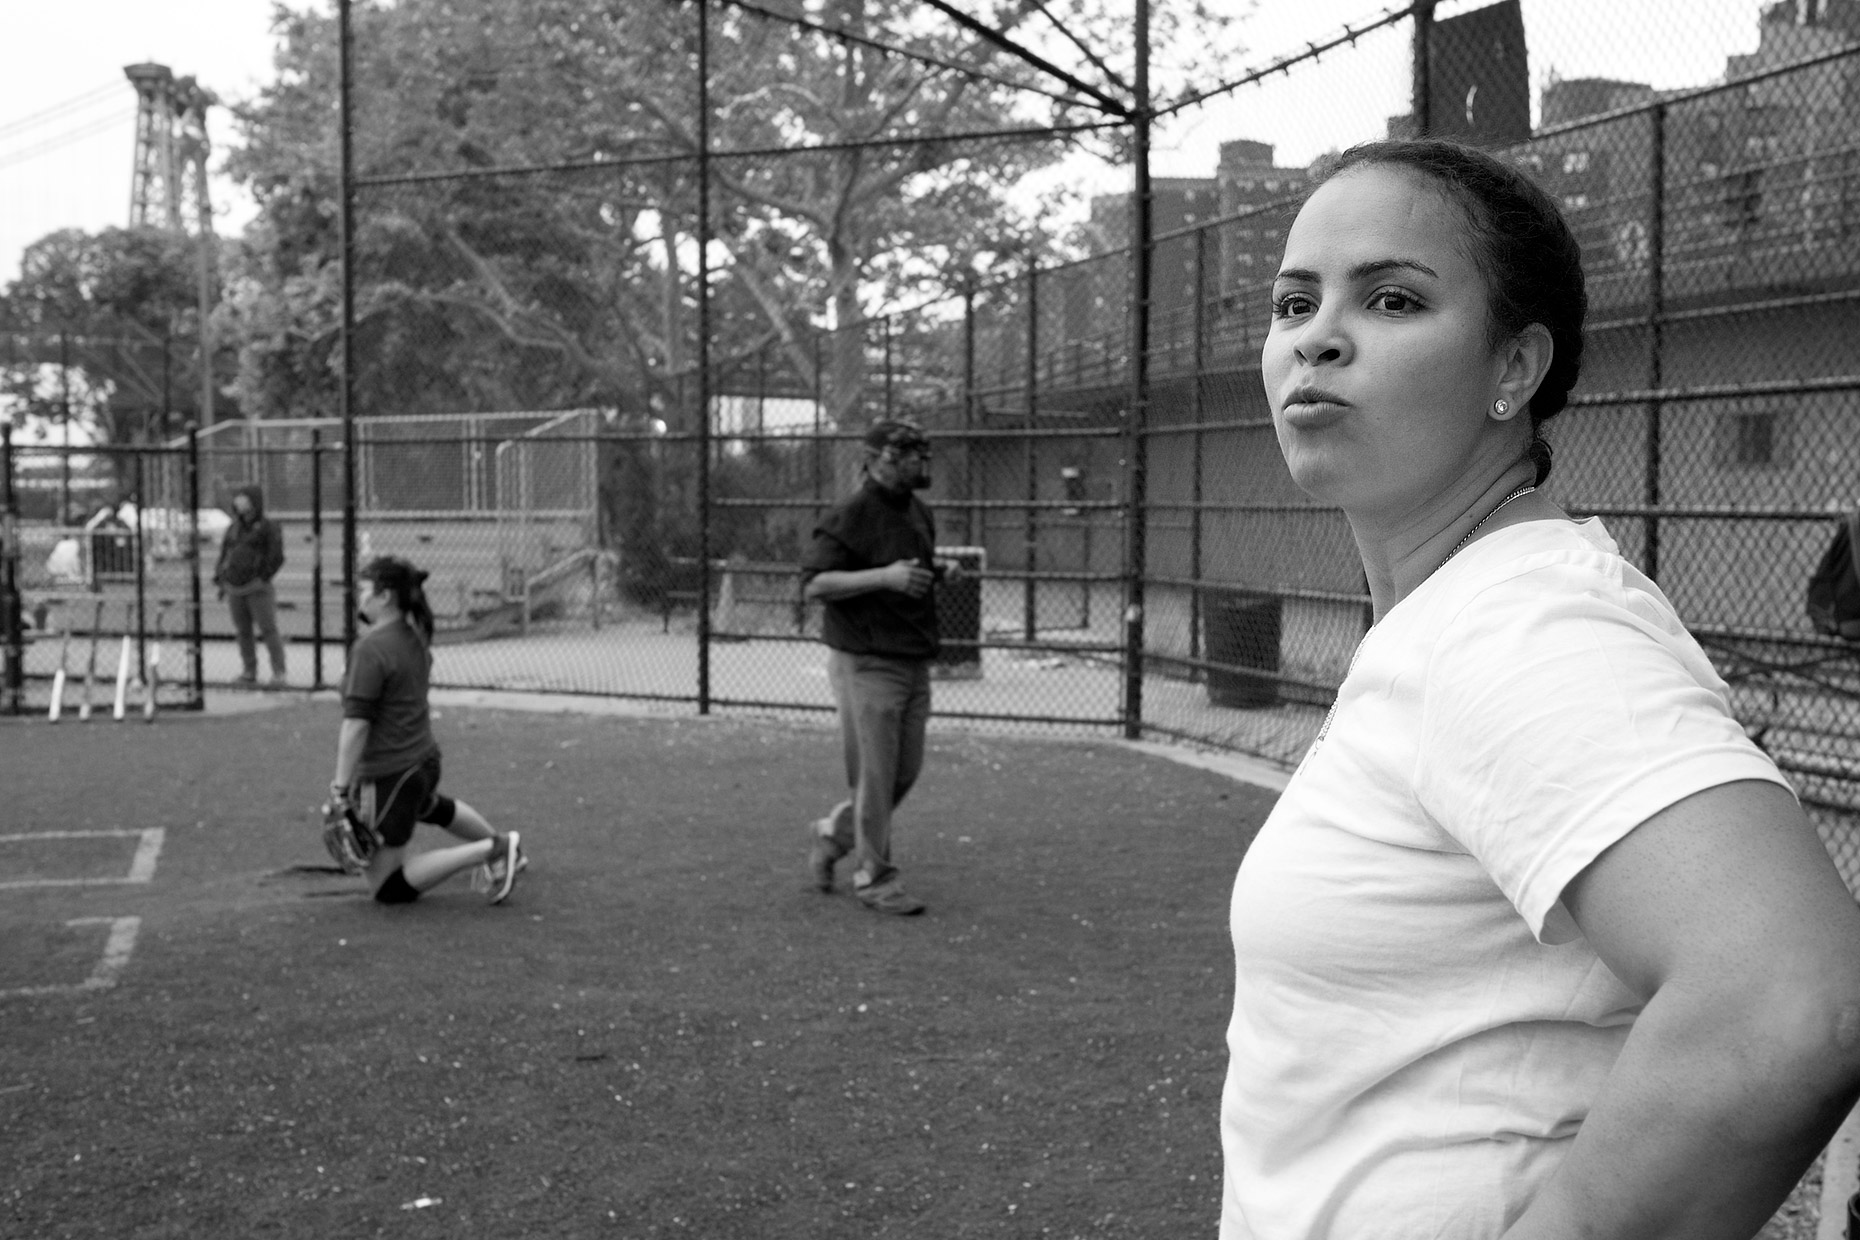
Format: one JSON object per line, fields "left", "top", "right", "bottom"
{"left": 112, "top": 628, "right": 131, "bottom": 721}
{"left": 143, "top": 604, "right": 165, "bottom": 722}
{"left": 48, "top": 609, "right": 70, "bottom": 722}
{"left": 79, "top": 597, "right": 103, "bottom": 722}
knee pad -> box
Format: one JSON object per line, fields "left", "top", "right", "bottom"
{"left": 373, "top": 867, "right": 421, "bottom": 905}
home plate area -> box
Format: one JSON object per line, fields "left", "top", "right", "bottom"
{"left": 0, "top": 828, "right": 161, "bottom": 997}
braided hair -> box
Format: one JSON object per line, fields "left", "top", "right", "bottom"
{"left": 360, "top": 555, "right": 435, "bottom": 645}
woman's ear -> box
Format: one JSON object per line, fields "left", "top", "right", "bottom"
{"left": 1494, "top": 323, "right": 1554, "bottom": 421}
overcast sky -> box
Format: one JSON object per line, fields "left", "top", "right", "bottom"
{"left": 0, "top": 0, "right": 1771, "bottom": 285}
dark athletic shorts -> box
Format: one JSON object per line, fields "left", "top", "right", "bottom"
{"left": 356, "top": 750, "right": 453, "bottom": 849}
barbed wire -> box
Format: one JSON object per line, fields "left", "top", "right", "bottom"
{"left": 720, "top": 0, "right": 1107, "bottom": 112}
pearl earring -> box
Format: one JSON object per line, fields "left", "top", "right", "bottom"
{"left": 1493, "top": 398, "right": 1511, "bottom": 417}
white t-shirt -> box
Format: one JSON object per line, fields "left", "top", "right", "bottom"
{"left": 1220, "top": 517, "right": 1791, "bottom": 1240}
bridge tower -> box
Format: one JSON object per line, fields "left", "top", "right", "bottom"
{"left": 125, "top": 62, "right": 215, "bottom": 237}
{"left": 124, "top": 63, "right": 219, "bottom": 424}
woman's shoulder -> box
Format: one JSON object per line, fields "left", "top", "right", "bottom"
{"left": 1413, "top": 518, "right": 1713, "bottom": 691}
{"left": 1439, "top": 516, "right": 1663, "bottom": 613}
{"left": 1378, "top": 516, "right": 1689, "bottom": 662}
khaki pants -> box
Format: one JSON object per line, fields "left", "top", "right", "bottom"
{"left": 824, "top": 650, "right": 932, "bottom": 888}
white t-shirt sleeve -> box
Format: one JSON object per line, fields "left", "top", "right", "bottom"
{"left": 1414, "top": 562, "right": 1792, "bottom": 945}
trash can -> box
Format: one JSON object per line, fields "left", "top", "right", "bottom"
{"left": 933, "top": 545, "right": 985, "bottom": 680}
{"left": 90, "top": 522, "right": 136, "bottom": 581}
{"left": 1205, "top": 589, "right": 1281, "bottom": 708}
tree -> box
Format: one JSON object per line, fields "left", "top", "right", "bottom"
{"left": 221, "top": 0, "right": 1244, "bottom": 595}
{"left": 0, "top": 226, "right": 221, "bottom": 445}
{"left": 224, "top": 0, "right": 1248, "bottom": 428}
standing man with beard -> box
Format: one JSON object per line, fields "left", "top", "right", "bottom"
{"left": 801, "top": 419, "right": 954, "bottom": 916}
{"left": 214, "top": 484, "right": 289, "bottom": 687}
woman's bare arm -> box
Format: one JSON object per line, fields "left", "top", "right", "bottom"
{"left": 1504, "top": 779, "right": 1860, "bottom": 1240}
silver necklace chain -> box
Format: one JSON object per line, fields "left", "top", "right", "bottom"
{"left": 1442, "top": 483, "right": 1536, "bottom": 566}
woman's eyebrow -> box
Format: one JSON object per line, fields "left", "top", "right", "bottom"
{"left": 1273, "top": 257, "right": 1441, "bottom": 284}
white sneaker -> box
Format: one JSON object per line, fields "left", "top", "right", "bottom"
{"left": 487, "top": 832, "right": 525, "bottom": 905}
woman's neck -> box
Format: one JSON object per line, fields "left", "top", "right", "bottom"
{"left": 1354, "top": 465, "right": 1559, "bottom": 622}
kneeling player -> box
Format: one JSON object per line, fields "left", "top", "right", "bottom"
{"left": 328, "top": 555, "right": 525, "bottom": 904}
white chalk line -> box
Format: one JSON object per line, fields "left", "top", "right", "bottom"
{"left": 0, "top": 828, "right": 165, "bottom": 890}
{"left": 0, "top": 916, "right": 141, "bottom": 998}
{"left": 0, "top": 830, "right": 160, "bottom": 995}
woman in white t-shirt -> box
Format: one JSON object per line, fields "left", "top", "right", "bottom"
{"left": 1222, "top": 138, "right": 1860, "bottom": 1240}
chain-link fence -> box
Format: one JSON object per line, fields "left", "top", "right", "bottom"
{"left": 0, "top": 427, "right": 208, "bottom": 716}
{"left": 7, "top": 0, "right": 1858, "bottom": 875}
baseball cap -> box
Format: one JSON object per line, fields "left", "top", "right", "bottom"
{"left": 863, "top": 419, "right": 930, "bottom": 452}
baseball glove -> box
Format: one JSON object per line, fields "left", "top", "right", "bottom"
{"left": 320, "top": 789, "right": 380, "bottom": 875}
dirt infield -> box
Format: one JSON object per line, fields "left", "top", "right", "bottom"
{"left": 1, "top": 700, "right": 1273, "bottom": 1238}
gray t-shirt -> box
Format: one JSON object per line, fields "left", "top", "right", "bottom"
{"left": 342, "top": 619, "right": 439, "bottom": 779}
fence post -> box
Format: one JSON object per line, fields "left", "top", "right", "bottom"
{"left": 338, "top": 0, "right": 360, "bottom": 660}
{"left": 963, "top": 281, "right": 979, "bottom": 548}
{"left": 186, "top": 421, "right": 205, "bottom": 704}
{"left": 812, "top": 341, "right": 824, "bottom": 507}
{"left": 1, "top": 415, "right": 19, "bottom": 715}
{"left": 884, "top": 314, "right": 895, "bottom": 418}
{"left": 133, "top": 452, "right": 148, "bottom": 680}
{"left": 1023, "top": 263, "right": 1039, "bottom": 643}
{"left": 1644, "top": 103, "right": 1667, "bottom": 583}
{"left": 60, "top": 329, "right": 72, "bottom": 525}
{"left": 1412, "top": 0, "right": 1437, "bottom": 138}
{"left": 1123, "top": 0, "right": 1153, "bottom": 740}
{"left": 695, "top": 0, "right": 713, "bottom": 714}
{"left": 311, "top": 429, "right": 325, "bottom": 690}
{"left": 1189, "top": 226, "right": 1207, "bottom": 670}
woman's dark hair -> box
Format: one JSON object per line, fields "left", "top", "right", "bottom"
{"left": 1317, "top": 139, "right": 1588, "bottom": 484}
{"left": 361, "top": 555, "right": 435, "bottom": 644}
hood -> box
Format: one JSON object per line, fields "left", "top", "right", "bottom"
{"left": 232, "top": 485, "right": 265, "bottom": 521}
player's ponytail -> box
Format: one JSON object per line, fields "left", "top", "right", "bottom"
{"left": 360, "top": 555, "right": 436, "bottom": 645}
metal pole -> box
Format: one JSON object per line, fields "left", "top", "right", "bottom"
{"left": 812, "top": 332, "right": 824, "bottom": 506}
{"left": 963, "top": 282, "right": 978, "bottom": 548}
{"left": 338, "top": 0, "right": 359, "bottom": 656}
{"left": 1412, "top": 1, "right": 1437, "bottom": 138}
{"left": 1, "top": 415, "right": 19, "bottom": 714}
{"left": 312, "top": 429, "right": 325, "bottom": 690}
{"left": 696, "top": 0, "right": 713, "bottom": 713}
{"left": 186, "top": 422, "right": 204, "bottom": 703}
{"left": 134, "top": 453, "right": 147, "bottom": 680}
{"left": 1644, "top": 103, "right": 1666, "bottom": 583}
{"left": 1023, "top": 263, "right": 1039, "bottom": 643}
{"left": 195, "top": 228, "right": 215, "bottom": 429}
{"left": 1122, "top": 0, "right": 1153, "bottom": 739}
{"left": 812, "top": 335, "right": 824, "bottom": 506}
{"left": 1189, "top": 226, "right": 1206, "bottom": 669}
{"left": 60, "top": 329, "right": 71, "bottom": 525}
{"left": 161, "top": 328, "right": 172, "bottom": 442}
{"left": 884, "top": 315, "right": 895, "bottom": 418}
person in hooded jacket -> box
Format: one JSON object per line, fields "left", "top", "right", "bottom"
{"left": 214, "top": 484, "right": 288, "bottom": 686}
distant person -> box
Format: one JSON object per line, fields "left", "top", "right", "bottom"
{"left": 213, "top": 484, "right": 288, "bottom": 686}
{"left": 1221, "top": 137, "right": 1860, "bottom": 1238}
{"left": 328, "top": 555, "right": 525, "bottom": 906}
{"left": 800, "top": 418, "right": 957, "bottom": 916}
